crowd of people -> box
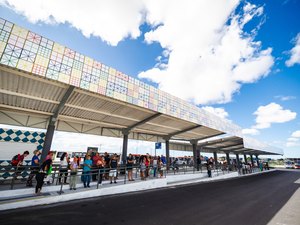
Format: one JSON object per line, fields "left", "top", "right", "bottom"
{"left": 8, "top": 150, "right": 267, "bottom": 194}
{"left": 9, "top": 150, "right": 169, "bottom": 195}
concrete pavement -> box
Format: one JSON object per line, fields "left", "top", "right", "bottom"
{"left": 1, "top": 170, "right": 300, "bottom": 225}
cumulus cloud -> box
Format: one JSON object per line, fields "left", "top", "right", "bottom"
{"left": 202, "top": 106, "right": 229, "bottom": 120}
{"left": 243, "top": 103, "right": 296, "bottom": 135}
{"left": 286, "top": 33, "right": 300, "bottom": 67}
{"left": 286, "top": 130, "right": 300, "bottom": 147}
{"left": 1, "top": 0, "right": 274, "bottom": 105}
{"left": 253, "top": 103, "right": 296, "bottom": 129}
{"left": 0, "top": 0, "right": 145, "bottom": 46}
{"left": 242, "top": 128, "right": 259, "bottom": 135}
{"left": 139, "top": 1, "right": 274, "bottom": 104}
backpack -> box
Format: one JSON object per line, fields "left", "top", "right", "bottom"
{"left": 11, "top": 154, "right": 20, "bottom": 166}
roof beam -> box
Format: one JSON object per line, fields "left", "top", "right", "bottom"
{"left": 166, "top": 125, "right": 202, "bottom": 138}
{"left": 198, "top": 136, "right": 241, "bottom": 147}
{"left": 190, "top": 132, "right": 225, "bottom": 142}
{"left": 124, "top": 113, "right": 162, "bottom": 133}
{"left": 49, "top": 85, "right": 75, "bottom": 125}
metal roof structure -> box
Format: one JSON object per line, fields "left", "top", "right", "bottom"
{"left": 170, "top": 136, "right": 283, "bottom": 155}
{"left": 0, "top": 18, "right": 283, "bottom": 156}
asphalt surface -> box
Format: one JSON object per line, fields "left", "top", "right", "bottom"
{"left": 1, "top": 170, "right": 300, "bottom": 225}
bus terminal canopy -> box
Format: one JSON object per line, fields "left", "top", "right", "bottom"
{"left": 0, "top": 18, "right": 283, "bottom": 157}
{"left": 170, "top": 136, "right": 283, "bottom": 155}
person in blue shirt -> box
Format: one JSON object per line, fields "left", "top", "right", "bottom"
{"left": 26, "top": 150, "right": 40, "bottom": 187}
{"left": 83, "top": 155, "right": 92, "bottom": 188}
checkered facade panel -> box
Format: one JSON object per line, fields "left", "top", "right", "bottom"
{"left": 0, "top": 128, "right": 45, "bottom": 179}
{"left": 0, "top": 128, "right": 45, "bottom": 151}
{"left": 0, "top": 18, "right": 242, "bottom": 136}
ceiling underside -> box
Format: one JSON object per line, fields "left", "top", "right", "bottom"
{"left": 0, "top": 66, "right": 224, "bottom": 143}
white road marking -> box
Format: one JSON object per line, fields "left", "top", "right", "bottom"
{"left": 294, "top": 178, "right": 300, "bottom": 184}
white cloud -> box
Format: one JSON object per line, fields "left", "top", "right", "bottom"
{"left": 286, "top": 33, "right": 300, "bottom": 67}
{"left": 291, "top": 130, "right": 300, "bottom": 138}
{"left": 253, "top": 103, "right": 296, "bottom": 129}
{"left": 139, "top": 1, "right": 274, "bottom": 104}
{"left": 242, "top": 128, "right": 259, "bottom": 135}
{"left": 243, "top": 103, "right": 296, "bottom": 135}
{"left": 1, "top": 0, "right": 274, "bottom": 105}
{"left": 0, "top": 0, "right": 145, "bottom": 46}
{"left": 274, "top": 95, "right": 296, "bottom": 101}
{"left": 201, "top": 106, "right": 229, "bottom": 120}
{"left": 286, "top": 131, "right": 300, "bottom": 147}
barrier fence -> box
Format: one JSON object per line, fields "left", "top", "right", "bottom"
{"left": 0, "top": 162, "right": 265, "bottom": 193}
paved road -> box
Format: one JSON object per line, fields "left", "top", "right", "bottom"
{"left": 1, "top": 170, "right": 300, "bottom": 225}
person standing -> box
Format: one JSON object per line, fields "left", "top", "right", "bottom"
{"left": 26, "top": 150, "right": 40, "bottom": 187}
{"left": 140, "top": 157, "right": 146, "bottom": 180}
{"left": 59, "top": 152, "right": 69, "bottom": 184}
{"left": 69, "top": 157, "right": 79, "bottom": 190}
{"left": 109, "top": 154, "right": 118, "bottom": 184}
{"left": 83, "top": 155, "right": 92, "bottom": 188}
{"left": 96, "top": 155, "right": 105, "bottom": 185}
{"left": 207, "top": 158, "right": 213, "bottom": 178}
{"left": 92, "top": 152, "right": 101, "bottom": 181}
{"left": 152, "top": 156, "right": 158, "bottom": 177}
{"left": 104, "top": 152, "right": 110, "bottom": 180}
{"left": 35, "top": 153, "right": 53, "bottom": 195}
{"left": 126, "top": 153, "right": 134, "bottom": 181}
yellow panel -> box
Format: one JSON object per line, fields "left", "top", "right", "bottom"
{"left": 58, "top": 73, "right": 70, "bottom": 84}
{"left": 99, "top": 79, "right": 107, "bottom": 86}
{"left": 84, "top": 56, "right": 93, "bottom": 66}
{"left": 128, "top": 83, "right": 134, "bottom": 90}
{"left": 0, "top": 41, "right": 6, "bottom": 55}
{"left": 16, "top": 59, "right": 33, "bottom": 72}
{"left": 138, "top": 100, "right": 144, "bottom": 107}
{"left": 71, "top": 69, "right": 82, "bottom": 79}
{"left": 53, "top": 42, "right": 65, "bottom": 54}
{"left": 89, "top": 83, "right": 98, "bottom": 92}
{"left": 109, "top": 67, "right": 116, "bottom": 75}
{"left": 35, "top": 55, "right": 49, "bottom": 67}
{"left": 11, "top": 25, "right": 28, "bottom": 38}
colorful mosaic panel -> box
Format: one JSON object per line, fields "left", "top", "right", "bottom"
{"left": 0, "top": 18, "right": 243, "bottom": 137}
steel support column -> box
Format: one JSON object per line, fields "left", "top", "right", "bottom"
{"left": 226, "top": 152, "right": 230, "bottom": 165}
{"left": 122, "top": 130, "right": 129, "bottom": 164}
{"left": 236, "top": 154, "right": 240, "bottom": 172}
{"left": 165, "top": 138, "right": 170, "bottom": 170}
{"left": 191, "top": 140, "right": 198, "bottom": 169}
{"left": 213, "top": 152, "right": 218, "bottom": 165}
{"left": 244, "top": 154, "right": 248, "bottom": 163}
{"left": 250, "top": 154, "right": 254, "bottom": 166}
{"left": 41, "top": 124, "right": 55, "bottom": 162}
{"left": 41, "top": 85, "right": 74, "bottom": 162}
{"left": 255, "top": 154, "right": 259, "bottom": 167}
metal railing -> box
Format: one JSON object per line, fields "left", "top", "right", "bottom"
{"left": 0, "top": 162, "right": 265, "bottom": 193}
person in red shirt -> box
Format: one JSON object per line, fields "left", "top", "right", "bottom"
{"left": 11, "top": 151, "right": 29, "bottom": 166}
{"left": 92, "top": 152, "right": 101, "bottom": 181}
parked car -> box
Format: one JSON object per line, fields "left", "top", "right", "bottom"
{"left": 285, "top": 161, "right": 295, "bottom": 169}
{"left": 294, "top": 161, "right": 300, "bottom": 169}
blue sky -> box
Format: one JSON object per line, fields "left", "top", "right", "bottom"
{"left": 0, "top": 0, "right": 300, "bottom": 158}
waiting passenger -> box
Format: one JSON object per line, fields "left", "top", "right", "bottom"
{"left": 109, "top": 154, "right": 118, "bottom": 184}
{"left": 69, "top": 157, "right": 79, "bottom": 190}
{"left": 59, "top": 152, "right": 69, "bottom": 184}
{"left": 140, "top": 157, "right": 146, "bottom": 180}
{"left": 26, "top": 150, "right": 40, "bottom": 187}
{"left": 83, "top": 155, "right": 92, "bottom": 188}
{"left": 127, "top": 153, "right": 135, "bottom": 181}
{"left": 35, "top": 153, "right": 53, "bottom": 195}
{"left": 207, "top": 158, "right": 213, "bottom": 178}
